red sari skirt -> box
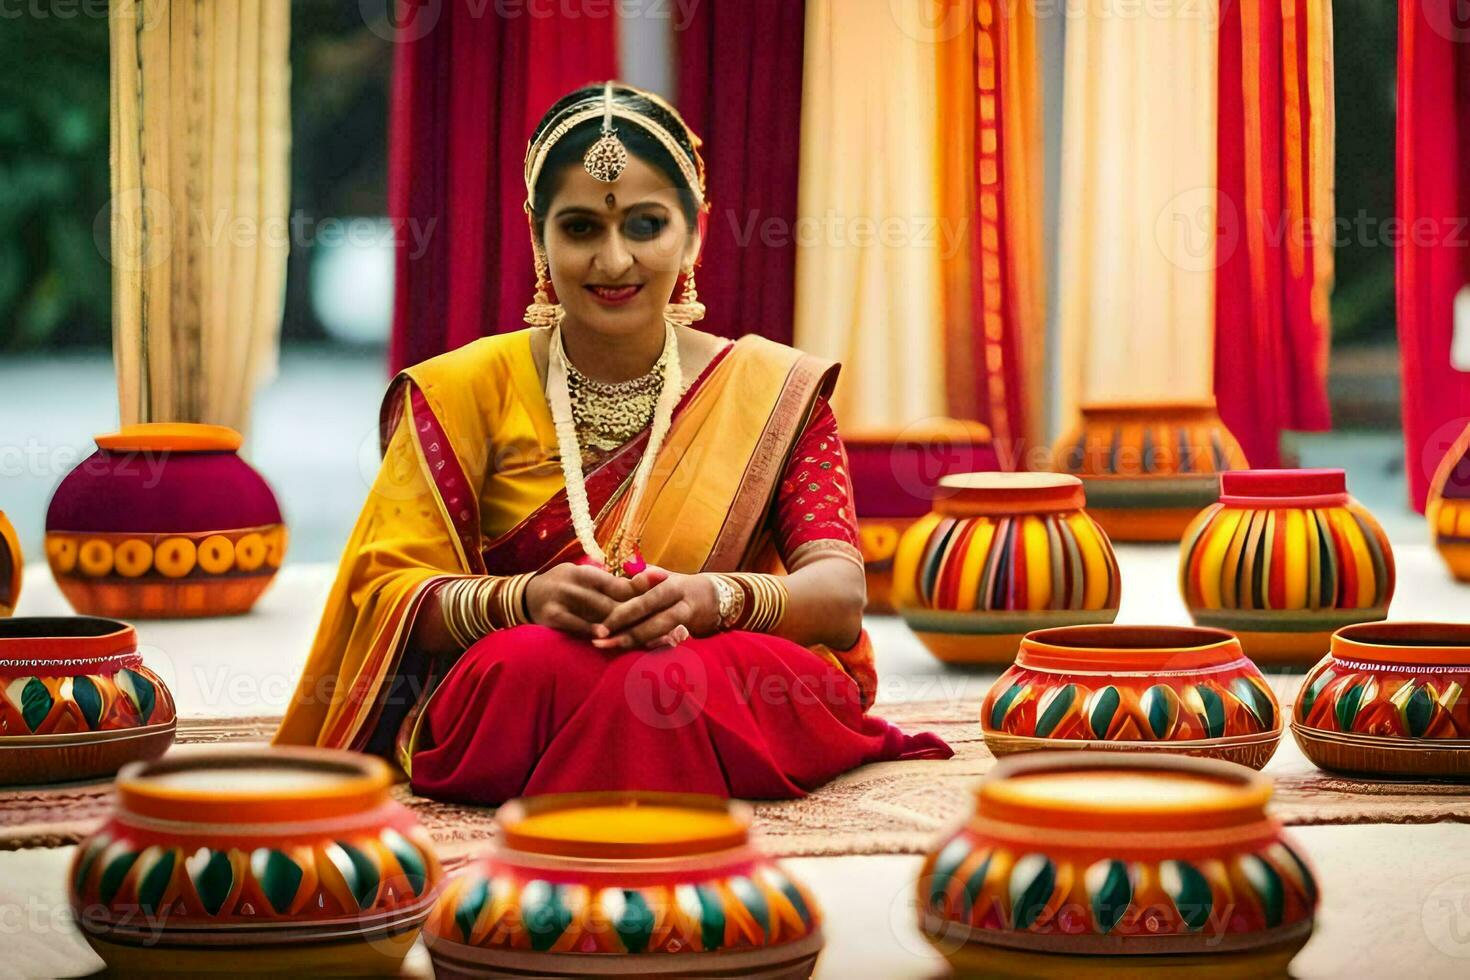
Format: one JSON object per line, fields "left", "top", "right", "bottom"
{"left": 409, "top": 625, "right": 952, "bottom": 805}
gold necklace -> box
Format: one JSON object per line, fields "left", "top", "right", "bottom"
{"left": 564, "top": 343, "right": 672, "bottom": 453}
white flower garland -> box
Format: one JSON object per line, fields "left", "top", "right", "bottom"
{"left": 548, "top": 319, "right": 682, "bottom": 569}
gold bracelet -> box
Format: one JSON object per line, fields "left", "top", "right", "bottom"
{"left": 720, "top": 573, "right": 789, "bottom": 633}
{"left": 439, "top": 573, "right": 535, "bottom": 647}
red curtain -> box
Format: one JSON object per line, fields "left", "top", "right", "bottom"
{"left": 387, "top": 2, "right": 618, "bottom": 373}
{"left": 1213, "top": 0, "right": 1333, "bottom": 468}
{"left": 1398, "top": 2, "right": 1470, "bottom": 511}
{"left": 676, "top": 0, "right": 805, "bottom": 343}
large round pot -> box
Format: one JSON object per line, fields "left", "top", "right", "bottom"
{"left": 845, "top": 420, "right": 996, "bottom": 614}
{"left": 423, "top": 791, "right": 823, "bottom": 978}
{"left": 982, "top": 625, "right": 1282, "bottom": 769}
{"left": 0, "top": 617, "right": 175, "bottom": 785}
{"left": 1291, "top": 622, "right": 1470, "bottom": 778}
{"left": 1180, "top": 469, "right": 1394, "bottom": 665}
{"left": 69, "top": 747, "right": 443, "bottom": 975}
{"left": 0, "top": 510, "right": 20, "bottom": 617}
{"left": 46, "top": 423, "right": 287, "bottom": 619}
{"left": 893, "top": 473, "right": 1120, "bottom": 665}
{"left": 1050, "top": 401, "right": 1247, "bottom": 542}
{"left": 917, "top": 753, "right": 1317, "bottom": 977}
{"left": 1427, "top": 422, "right": 1470, "bottom": 580}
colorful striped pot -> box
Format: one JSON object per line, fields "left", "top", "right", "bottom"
{"left": 917, "top": 752, "right": 1317, "bottom": 976}
{"left": 845, "top": 421, "right": 996, "bottom": 614}
{"left": 893, "top": 473, "right": 1120, "bottom": 665}
{"left": 0, "top": 617, "right": 174, "bottom": 785}
{"left": 1180, "top": 469, "right": 1394, "bottom": 665}
{"left": 46, "top": 423, "right": 287, "bottom": 619}
{"left": 1291, "top": 622, "right": 1470, "bottom": 778}
{"left": 982, "top": 626, "right": 1282, "bottom": 769}
{"left": 69, "top": 747, "right": 442, "bottom": 975}
{"left": 424, "top": 792, "right": 823, "bottom": 978}
{"left": 1050, "top": 402, "right": 1247, "bottom": 542}
{"left": 0, "top": 510, "right": 20, "bottom": 617}
{"left": 1427, "top": 423, "right": 1470, "bottom": 580}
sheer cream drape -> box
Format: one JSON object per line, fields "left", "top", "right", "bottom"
{"left": 109, "top": 0, "right": 291, "bottom": 432}
{"left": 1056, "top": 0, "right": 1219, "bottom": 423}
{"left": 793, "top": 0, "right": 948, "bottom": 429}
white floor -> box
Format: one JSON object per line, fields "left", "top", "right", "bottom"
{"left": 4, "top": 543, "right": 1470, "bottom": 976}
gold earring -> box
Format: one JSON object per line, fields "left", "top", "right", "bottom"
{"left": 524, "top": 246, "right": 562, "bottom": 327}
{"left": 665, "top": 264, "right": 706, "bottom": 326}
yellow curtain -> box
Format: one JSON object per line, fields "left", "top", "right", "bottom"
{"left": 793, "top": 0, "right": 947, "bottom": 429}
{"left": 1056, "top": 0, "right": 1219, "bottom": 421}
{"left": 109, "top": 0, "right": 291, "bottom": 432}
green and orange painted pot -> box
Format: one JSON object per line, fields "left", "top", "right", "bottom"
{"left": 893, "top": 473, "right": 1120, "bottom": 666}
{"left": 1292, "top": 622, "right": 1470, "bottom": 779}
{"left": 1050, "top": 402, "right": 1247, "bottom": 542}
{"left": 69, "top": 747, "right": 443, "bottom": 975}
{"left": 46, "top": 423, "right": 287, "bottom": 619}
{"left": 1180, "top": 468, "right": 1394, "bottom": 666}
{"left": 982, "top": 626, "right": 1282, "bottom": 770}
{"left": 918, "top": 752, "right": 1317, "bottom": 977}
{"left": 424, "top": 792, "right": 823, "bottom": 978}
{"left": 0, "top": 510, "right": 20, "bottom": 617}
{"left": 0, "top": 617, "right": 174, "bottom": 785}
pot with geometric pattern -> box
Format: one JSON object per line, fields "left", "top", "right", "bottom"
{"left": 46, "top": 423, "right": 287, "bottom": 619}
{"left": 917, "top": 752, "right": 1318, "bottom": 977}
{"left": 1291, "top": 622, "right": 1470, "bottom": 778}
{"left": 0, "top": 617, "right": 175, "bottom": 785}
{"left": 1180, "top": 468, "right": 1394, "bottom": 665}
{"left": 981, "top": 625, "right": 1282, "bottom": 769}
{"left": 69, "top": 747, "right": 442, "bottom": 975}
{"left": 423, "top": 791, "right": 823, "bottom": 978}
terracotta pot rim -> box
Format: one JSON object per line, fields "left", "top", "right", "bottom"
{"left": 933, "top": 472, "right": 1085, "bottom": 515}
{"left": 0, "top": 617, "right": 136, "bottom": 670}
{"left": 116, "top": 747, "right": 391, "bottom": 824}
{"left": 1076, "top": 400, "right": 1221, "bottom": 417}
{"left": 1019, "top": 625, "right": 1243, "bottom": 671}
{"left": 1219, "top": 468, "right": 1348, "bottom": 508}
{"left": 498, "top": 791, "right": 752, "bottom": 860}
{"left": 978, "top": 751, "right": 1271, "bottom": 833}
{"left": 94, "top": 423, "right": 243, "bottom": 454}
{"left": 1331, "top": 622, "right": 1470, "bottom": 666}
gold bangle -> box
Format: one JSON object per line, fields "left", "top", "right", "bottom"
{"left": 440, "top": 573, "right": 535, "bottom": 647}
{"left": 722, "top": 573, "right": 789, "bottom": 634}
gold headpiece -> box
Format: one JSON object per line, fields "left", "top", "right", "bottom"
{"left": 523, "top": 81, "right": 706, "bottom": 211}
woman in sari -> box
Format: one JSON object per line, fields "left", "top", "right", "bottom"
{"left": 275, "top": 82, "right": 951, "bottom": 804}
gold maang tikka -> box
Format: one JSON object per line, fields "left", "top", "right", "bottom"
{"left": 582, "top": 82, "right": 629, "bottom": 183}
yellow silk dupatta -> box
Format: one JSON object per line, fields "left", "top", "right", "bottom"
{"left": 275, "top": 330, "right": 837, "bottom": 754}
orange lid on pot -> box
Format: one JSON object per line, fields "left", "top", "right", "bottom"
{"left": 499, "top": 792, "right": 750, "bottom": 860}
{"left": 1219, "top": 468, "right": 1347, "bottom": 507}
{"left": 94, "top": 423, "right": 243, "bottom": 453}
{"left": 933, "top": 472, "right": 1085, "bottom": 517}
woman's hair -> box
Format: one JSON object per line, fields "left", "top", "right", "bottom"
{"left": 528, "top": 84, "right": 702, "bottom": 241}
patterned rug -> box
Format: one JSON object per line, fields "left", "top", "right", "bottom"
{"left": 3, "top": 703, "right": 1467, "bottom": 858}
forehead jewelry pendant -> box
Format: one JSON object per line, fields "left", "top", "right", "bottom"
{"left": 583, "top": 82, "right": 629, "bottom": 183}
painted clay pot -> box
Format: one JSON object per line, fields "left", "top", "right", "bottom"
{"left": 1292, "top": 622, "right": 1470, "bottom": 778}
{"left": 0, "top": 510, "right": 20, "bottom": 617}
{"left": 917, "top": 752, "right": 1318, "bottom": 978}
{"left": 1426, "top": 423, "right": 1470, "bottom": 580}
{"left": 0, "top": 617, "right": 175, "bottom": 785}
{"left": 845, "top": 420, "right": 996, "bottom": 614}
{"left": 1050, "top": 401, "right": 1247, "bottom": 542}
{"left": 982, "top": 625, "right": 1282, "bottom": 769}
{"left": 424, "top": 791, "right": 823, "bottom": 978}
{"left": 46, "top": 423, "right": 287, "bottom": 619}
{"left": 893, "top": 473, "right": 1120, "bottom": 665}
{"left": 1180, "top": 469, "right": 1394, "bottom": 665}
{"left": 69, "top": 747, "right": 443, "bottom": 975}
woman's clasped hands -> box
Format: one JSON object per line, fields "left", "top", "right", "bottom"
{"left": 524, "top": 562, "right": 720, "bottom": 650}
